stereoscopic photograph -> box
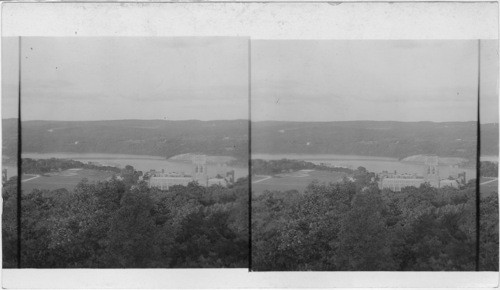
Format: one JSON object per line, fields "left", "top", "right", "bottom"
{"left": 251, "top": 40, "right": 498, "bottom": 271}
{"left": 2, "top": 37, "right": 250, "bottom": 268}
{"left": 1, "top": 28, "right": 498, "bottom": 278}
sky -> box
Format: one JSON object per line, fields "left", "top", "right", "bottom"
{"left": 2, "top": 37, "right": 249, "bottom": 121}
{"left": 1, "top": 38, "right": 498, "bottom": 123}
{"left": 252, "top": 40, "right": 498, "bottom": 123}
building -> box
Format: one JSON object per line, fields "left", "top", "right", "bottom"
{"left": 148, "top": 171, "right": 192, "bottom": 190}
{"left": 215, "top": 164, "right": 235, "bottom": 183}
{"left": 208, "top": 177, "right": 228, "bottom": 187}
{"left": 424, "top": 155, "right": 440, "bottom": 188}
{"left": 208, "top": 167, "right": 235, "bottom": 187}
{"left": 148, "top": 154, "right": 235, "bottom": 190}
{"left": 378, "top": 155, "right": 437, "bottom": 192}
{"left": 192, "top": 155, "right": 208, "bottom": 187}
{"left": 457, "top": 172, "right": 466, "bottom": 185}
{"left": 379, "top": 172, "right": 426, "bottom": 192}
{"left": 447, "top": 165, "right": 467, "bottom": 185}
{"left": 439, "top": 179, "right": 460, "bottom": 188}
{"left": 226, "top": 170, "right": 235, "bottom": 184}
{"left": 378, "top": 155, "right": 466, "bottom": 192}
{"left": 2, "top": 169, "right": 7, "bottom": 184}
{"left": 148, "top": 155, "right": 208, "bottom": 190}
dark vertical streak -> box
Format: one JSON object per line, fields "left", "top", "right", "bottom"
{"left": 248, "top": 38, "right": 252, "bottom": 271}
{"left": 17, "top": 36, "right": 22, "bottom": 269}
{"left": 475, "top": 39, "right": 481, "bottom": 272}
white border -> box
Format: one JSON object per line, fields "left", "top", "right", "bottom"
{"left": 1, "top": 1, "right": 499, "bottom": 289}
{"left": 1, "top": 2, "right": 498, "bottom": 39}
{"left": 2, "top": 269, "right": 500, "bottom": 288}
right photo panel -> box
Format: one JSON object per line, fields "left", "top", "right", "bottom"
{"left": 251, "top": 40, "right": 498, "bottom": 271}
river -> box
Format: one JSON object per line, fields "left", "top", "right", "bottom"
{"left": 20, "top": 152, "right": 249, "bottom": 179}
{"left": 252, "top": 153, "right": 478, "bottom": 181}
{"left": 3, "top": 152, "right": 496, "bottom": 182}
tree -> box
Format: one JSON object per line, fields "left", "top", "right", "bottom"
{"left": 107, "top": 184, "right": 160, "bottom": 267}
{"left": 2, "top": 177, "right": 18, "bottom": 268}
{"left": 337, "top": 191, "right": 396, "bottom": 270}
{"left": 480, "top": 193, "right": 499, "bottom": 271}
{"left": 121, "top": 165, "right": 141, "bottom": 186}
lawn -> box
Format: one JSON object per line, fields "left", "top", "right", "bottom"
{"left": 21, "top": 169, "right": 115, "bottom": 193}
{"left": 252, "top": 170, "right": 347, "bottom": 195}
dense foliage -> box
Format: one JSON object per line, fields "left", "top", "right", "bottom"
{"left": 21, "top": 158, "right": 122, "bottom": 175}
{"left": 252, "top": 167, "right": 498, "bottom": 271}
{"left": 480, "top": 161, "right": 498, "bottom": 177}
{"left": 252, "top": 121, "right": 492, "bottom": 160}
{"left": 2, "top": 175, "right": 249, "bottom": 268}
{"left": 251, "top": 159, "right": 353, "bottom": 175}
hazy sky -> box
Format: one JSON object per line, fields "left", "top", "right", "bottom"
{"left": 2, "top": 37, "right": 249, "bottom": 121}
{"left": 2, "top": 38, "right": 498, "bottom": 123}
{"left": 252, "top": 40, "right": 498, "bottom": 123}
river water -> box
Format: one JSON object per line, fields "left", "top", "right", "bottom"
{"left": 252, "top": 153, "right": 478, "bottom": 181}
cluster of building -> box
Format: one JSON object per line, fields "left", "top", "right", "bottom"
{"left": 2, "top": 169, "right": 8, "bottom": 184}
{"left": 378, "top": 156, "right": 466, "bottom": 192}
{"left": 147, "top": 155, "right": 235, "bottom": 190}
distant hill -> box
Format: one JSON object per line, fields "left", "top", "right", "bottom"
{"left": 481, "top": 123, "right": 499, "bottom": 157}
{"left": 2, "top": 119, "right": 497, "bottom": 162}
{"left": 252, "top": 121, "right": 497, "bottom": 160}
{"left": 2, "top": 118, "right": 18, "bottom": 160}
{"left": 2, "top": 119, "right": 248, "bottom": 161}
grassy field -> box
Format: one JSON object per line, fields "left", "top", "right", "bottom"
{"left": 252, "top": 170, "right": 347, "bottom": 195}
{"left": 21, "top": 169, "right": 114, "bottom": 193}
{"left": 480, "top": 177, "right": 498, "bottom": 196}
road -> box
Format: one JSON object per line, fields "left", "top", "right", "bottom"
{"left": 252, "top": 175, "right": 272, "bottom": 184}
{"left": 21, "top": 175, "right": 40, "bottom": 182}
{"left": 480, "top": 178, "right": 498, "bottom": 185}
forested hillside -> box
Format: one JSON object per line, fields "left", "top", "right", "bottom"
{"left": 3, "top": 120, "right": 497, "bottom": 161}
{"left": 2, "top": 119, "right": 248, "bottom": 161}
{"left": 481, "top": 123, "right": 499, "bottom": 157}
{"left": 2, "top": 119, "right": 18, "bottom": 159}
{"left": 252, "top": 121, "right": 497, "bottom": 160}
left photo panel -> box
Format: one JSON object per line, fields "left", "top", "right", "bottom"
{"left": 2, "top": 37, "right": 250, "bottom": 268}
